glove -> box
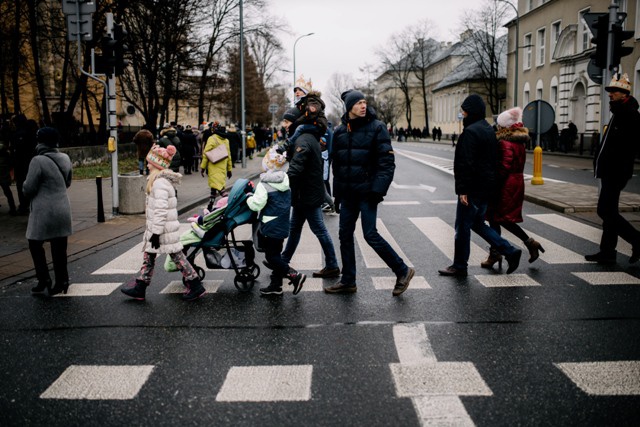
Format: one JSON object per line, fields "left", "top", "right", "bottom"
{"left": 227, "top": 171, "right": 232, "bottom": 179}
{"left": 275, "top": 142, "right": 289, "bottom": 155}
{"left": 334, "top": 197, "right": 341, "bottom": 214}
{"left": 200, "top": 169, "right": 205, "bottom": 177}
{"left": 368, "top": 192, "right": 384, "bottom": 206}
{"left": 150, "top": 234, "right": 160, "bottom": 249}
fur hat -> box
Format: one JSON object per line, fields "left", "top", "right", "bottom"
{"left": 36, "top": 127, "right": 61, "bottom": 148}
{"left": 605, "top": 73, "right": 631, "bottom": 94}
{"left": 146, "top": 144, "right": 177, "bottom": 170}
{"left": 262, "top": 147, "right": 287, "bottom": 172}
{"left": 497, "top": 107, "right": 523, "bottom": 129}
{"left": 294, "top": 74, "right": 312, "bottom": 94}
{"left": 341, "top": 90, "right": 365, "bottom": 112}
{"left": 228, "top": 123, "right": 237, "bottom": 132}
{"left": 282, "top": 107, "right": 303, "bottom": 123}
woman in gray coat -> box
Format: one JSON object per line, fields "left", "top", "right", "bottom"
{"left": 23, "top": 127, "right": 73, "bottom": 296}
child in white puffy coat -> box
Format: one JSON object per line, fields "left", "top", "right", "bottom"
{"left": 121, "top": 144, "right": 206, "bottom": 301}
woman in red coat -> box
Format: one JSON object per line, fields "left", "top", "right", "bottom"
{"left": 482, "top": 107, "right": 544, "bottom": 269}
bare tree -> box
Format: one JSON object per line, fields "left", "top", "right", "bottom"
{"left": 460, "top": 0, "right": 508, "bottom": 114}
{"left": 372, "top": 91, "right": 402, "bottom": 130}
{"left": 377, "top": 29, "right": 416, "bottom": 130}
{"left": 407, "top": 20, "right": 440, "bottom": 134}
{"left": 325, "top": 72, "right": 356, "bottom": 117}
{"left": 247, "top": 17, "right": 286, "bottom": 88}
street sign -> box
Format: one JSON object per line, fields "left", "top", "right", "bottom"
{"left": 66, "top": 14, "right": 93, "bottom": 41}
{"left": 587, "top": 60, "right": 603, "bottom": 84}
{"left": 62, "top": 0, "right": 96, "bottom": 15}
{"left": 523, "top": 100, "right": 555, "bottom": 134}
{"left": 268, "top": 104, "right": 279, "bottom": 114}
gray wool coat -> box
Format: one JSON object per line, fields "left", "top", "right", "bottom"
{"left": 23, "top": 149, "right": 73, "bottom": 241}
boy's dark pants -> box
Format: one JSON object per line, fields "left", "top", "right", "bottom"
{"left": 261, "top": 234, "right": 289, "bottom": 284}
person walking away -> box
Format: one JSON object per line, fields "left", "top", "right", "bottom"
{"left": 451, "top": 132, "right": 457, "bottom": 147}
{"left": 585, "top": 73, "right": 640, "bottom": 264}
{"left": 158, "top": 125, "right": 182, "bottom": 173}
{"left": 327, "top": 90, "right": 415, "bottom": 296}
{"left": 0, "top": 136, "right": 17, "bottom": 215}
{"left": 23, "top": 127, "right": 72, "bottom": 296}
{"left": 226, "top": 124, "right": 241, "bottom": 166}
{"left": 438, "top": 94, "right": 522, "bottom": 277}
{"left": 181, "top": 125, "right": 197, "bottom": 175}
{"left": 247, "top": 147, "right": 306, "bottom": 295}
{"left": 133, "top": 129, "right": 153, "bottom": 175}
{"left": 483, "top": 107, "right": 544, "bottom": 269}
{"left": 10, "top": 115, "right": 37, "bottom": 214}
{"left": 278, "top": 103, "right": 340, "bottom": 280}
{"left": 201, "top": 122, "right": 233, "bottom": 211}
{"left": 121, "top": 144, "right": 205, "bottom": 301}
{"left": 246, "top": 129, "right": 256, "bottom": 159}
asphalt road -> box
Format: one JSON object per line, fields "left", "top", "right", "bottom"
{"left": 1, "top": 147, "right": 639, "bottom": 426}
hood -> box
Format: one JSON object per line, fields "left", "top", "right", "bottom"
{"left": 461, "top": 94, "right": 486, "bottom": 126}
{"left": 260, "top": 171, "right": 289, "bottom": 191}
{"left": 157, "top": 169, "right": 182, "bottom": 187}
{"left": 496, "top": 126, "right": 530, "bottom": 144}
{"left": 162, "top": 128, "right": 177, "bottom": 138}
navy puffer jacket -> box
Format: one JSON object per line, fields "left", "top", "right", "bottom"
{"left": 331, "top": 107, "right": 395, "bottom": 200}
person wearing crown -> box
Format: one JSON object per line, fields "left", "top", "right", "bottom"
{"left": 585, "top": 73, "right": 640, "bottom": 265}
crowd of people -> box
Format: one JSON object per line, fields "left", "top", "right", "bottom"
{"left": 1, "top": 72, "right": 638, "bottom": 299}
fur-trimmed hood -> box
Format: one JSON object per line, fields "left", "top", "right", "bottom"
{"left": 496, "top": 126, "right": 530, "bottom": 144}
{"left": 156, "top": 169, "right": 182, "bottom": 188}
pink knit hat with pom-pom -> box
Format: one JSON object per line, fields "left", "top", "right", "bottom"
{"left": 497, "top": 107, "right": 523, "bottom": 129}
{"left": 146, "top": 144, "right": 177, "bottom": 170}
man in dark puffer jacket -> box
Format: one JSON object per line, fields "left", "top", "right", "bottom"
{"left": 438, "top": 94, "right": 521, "bottom": 277}
{"left": 327, "top": 90, "right": 415, "bottom": 296}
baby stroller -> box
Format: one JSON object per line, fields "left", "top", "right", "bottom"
{"left": 179, "top": 178, "right": 260, "bottom": 291}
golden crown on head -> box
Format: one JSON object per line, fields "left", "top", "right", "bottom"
{"left": 294, "top": 74, "right": 312, "bottom": 93}
{"left": 606, "top": 73, "right": 632, "bottom": 93}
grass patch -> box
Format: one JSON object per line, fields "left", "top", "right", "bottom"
{"left": 73, "top": 157, "right": 139, "bottom": 180}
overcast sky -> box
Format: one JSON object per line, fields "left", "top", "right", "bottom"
{"left": 266, "top": 0, "right": 488, "bottom": 105}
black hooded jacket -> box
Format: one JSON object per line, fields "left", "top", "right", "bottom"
{"left": 594, "top": 95, "right": 640, "bottom": 181}
{"left": 453, "top": 95, "right": 498, "bottom": 198}
{"left": 331, "top": 107, "right": 395, "bottom": 200}
{"left": 287, "top": 124, "right": 325, "bottom": 208}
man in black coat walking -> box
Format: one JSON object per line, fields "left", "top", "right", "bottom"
{"left": 586, "top": 73, "right": 640, "bottom": 264}
{"left": 326, "top": 90, "right": 415, "bottom": 296}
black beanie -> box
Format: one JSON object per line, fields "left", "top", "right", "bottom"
{"left": 460, "top": 94, "right": 486, "bottom": 118}
{"left": 36, "top": 127, "right": 60, "bottom": 148}
{"left": 282, "top": 107, "right": 302, "bottom": 123}
{"left": 341, "top": 90, "right": 365, "bottom": 112}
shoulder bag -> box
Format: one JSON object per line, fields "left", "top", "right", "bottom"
{"left": 205, "top": 142, "right": 228, "bottom": 164}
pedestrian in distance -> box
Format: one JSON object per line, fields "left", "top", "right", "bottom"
{"left": 133, "top": 128, "right": 153, "bottom": 175}
{"left": 483, "top": 107, "right": 544, "bottom": 269}
{"left": 24, "top": 127, "right": 73, "bottom": 296}
{"left": 201, "top": 121, "right": 233, "bottom": 211}
{"left": 181, "top": 125, "right": 198, "bottom": 175}
{"left": 277, "top": 103, "right": 340, "bottom": 280}
{"left": 438, "top": 94, "right": 522, "bottom": 278}
{"left": 10, "top": 114, "right": 37, "bottom": 215}
{"left": 121, "top": 144, "right": 206, "bottom": 301}
{"left": 0, "top": 136, "right": 17, "bottom": 215}
{"left": 226, "top": 124, "right": 241, "bottom": 166}
{"left": 247, "top": 147, "right": 306, "bottom": 296}
{"left": 158, "top": 125, "right": 182, "bottom": 173}
{"left": 327, "top": 90, "right": 415, "bottom": 296}
{"left": 585, "top": 73, "right": 640, "bottom": 265}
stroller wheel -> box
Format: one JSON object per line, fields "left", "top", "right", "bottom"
{"left": 195, "top": 266, "right": 206, "bottom": 281}
{"left": 234, "top": 275, "right": 254, "bottom": 292}
{"left": 248, "top": 264, "right": 260, "bottom": 280}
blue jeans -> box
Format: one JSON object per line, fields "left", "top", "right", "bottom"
{"left": 338, "top": 198, "right": 408, "bottom": 285}
{"left": 282, "top": 205, "right": 338, "bottom": 269}
{"left": 453, "top": 195, "right": 517, "bottom": 269}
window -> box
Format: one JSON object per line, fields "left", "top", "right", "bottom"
{"left": 551, "top": 21, "right": 561, "bottom": 62}
{"left": 636, "top": 0, "right": 640, "bottom": 39}
{"left": 526, "top": 0, "right": 533, "bottom": 12}
{"left": 536, "top": 28, "right": 546, "bottom": 66}
{"left": 523, "top": 82, "right": 531, "bottom": 105}
{"left": 579, "top": 9, "right": 591, "bottom": 52}
{"left": 524, "top": 33, "right": 532, "bottom": 70}
{"left": 536, "top": 80, "right": 544, "bottom": 100}
{"left": 550, "top": 76, "right": 559, "bottom": 105}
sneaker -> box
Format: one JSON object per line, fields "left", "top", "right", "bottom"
{"left": 312, "top": 267, "right": 341, "bottom": 278}
{"left": 437, "top": 266, "right": 468, "bottom": 277}
{"left": 630, "top": 247, "right": 640, "bottom": 264}
{"left": 585, "top": 251, "right": 617, "bottom": 264}
{"left": 288, "top": 272, "right": 306, "bottom": 295}
{"left": 260, "top": 283, "right": 283, "bottom": 295}
{"left": 322, "top": 204, "right": 335, "bottom": 213}
{"left": 121, "top": 279, "right": 148, "bottom": 300}
{"left": 182, "top": 279, "right": 206, "bottom": 301}
{"left": 324, "top": 282, "right": 357, "bottom": 294}
{"left": 393, "top": 267, "right": 415, "bottom": 296}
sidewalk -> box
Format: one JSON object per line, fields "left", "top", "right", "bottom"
{"left": 0, "top": 155, "right": 265, "bottom": 287}
{"left": 1, "top": 143, "right": 639, "bottom": 286}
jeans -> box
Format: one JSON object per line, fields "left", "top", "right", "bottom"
{"left": 338, "top": 198, "right": 408, "bottom": 285}
{"left": 598, "top": 177, "right": 640, "bottom": 253}
{"left": 453, "top": 195, "right": 517, "bottom": 269}
{"left": 29, "top": 237, "right": 68, "bottom": 285}
{"left": 282, "top": 205, "right": 338, "bottom": 269}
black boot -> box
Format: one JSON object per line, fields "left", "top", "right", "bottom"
{"left": 121, "top": 279, "right": 148, "bottom": 300}
{"left": 183, "top": 278, "right": 206, "bottom": 301}
{"left": 505, "top": 249, "right": 522, "bottom": 274}
{"left": 49, "top": 281, "right": 70, "bottom": 296}
{"left": 31, "top": 280, "right": 51, "bottom": 294}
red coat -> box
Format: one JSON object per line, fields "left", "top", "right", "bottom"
{"left": 489, "top": 126, "right": 529, "bottom": 223}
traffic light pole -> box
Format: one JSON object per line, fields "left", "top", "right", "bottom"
{"left": 105, "top": 14, "right": 119, "bottom": 215}
{"left": 601, "top": 1, "right": 619, "bottom": 126}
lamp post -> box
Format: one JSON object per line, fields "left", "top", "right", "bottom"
{"left": 498, "top": 0, "right": 519, "bottom": 107}
{"left": 293, "top": 32, "right": 314, "bottom": 88}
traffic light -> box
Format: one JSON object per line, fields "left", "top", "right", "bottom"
{"left": 611, "top": 21, "right": 634, "bottom": 68}
{"left": 95, "top": 35, "right": 117, "bottom": 76}
{"left": 113, "top": 23, "right": 130, "bottom": 76}
{"left": 587, "top": 13, "right": 608, "bottom": 69}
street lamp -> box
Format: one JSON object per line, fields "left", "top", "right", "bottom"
{"left": 498, "top": 0, "right": 519, "bottom": 107}
{"left": 293, "top": 33, "right": 314, "bottom": 88}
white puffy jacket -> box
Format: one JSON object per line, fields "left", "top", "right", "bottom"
{"left": 143, "top": 170, "right": 183, "bottom": 254}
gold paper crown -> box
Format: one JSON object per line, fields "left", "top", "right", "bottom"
{"left": 294, "top": 74, "right": 312, "bottom": 94}
{"left": 605, "top": 73, "right": 631, "bottom": 93}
